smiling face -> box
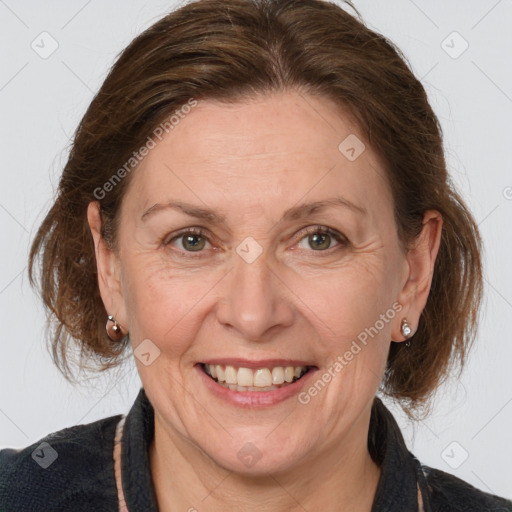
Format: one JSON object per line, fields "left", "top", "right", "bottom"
{"left": 88, "top": 90, "right": 432, "bottom": 477}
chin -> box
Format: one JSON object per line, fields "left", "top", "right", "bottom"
{"left": 202, "top": 434, "right": 308, "bottom": 476}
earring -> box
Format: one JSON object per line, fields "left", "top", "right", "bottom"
{"left": 106, "top": 314, "right": 125, "bottom": 342}
{"left": 401, "top": 318, "right": 412, "bottom": 347}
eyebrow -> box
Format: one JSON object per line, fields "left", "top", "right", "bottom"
{"left": 140, "top": 196, "right": 367, "bottom": 224}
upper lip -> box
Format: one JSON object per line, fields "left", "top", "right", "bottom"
{"left": 199, "top": 358, "right": 317, "bottom": 369}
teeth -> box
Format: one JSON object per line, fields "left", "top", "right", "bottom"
{"left": 237, "top": 367, "right": 254, "bottom": 387}
{"left": 203, "top": 364, "right": 309, "bottom": 390}
{"left": 272, "top": 367, "right": 285, "bottom": 385}
{"left": 253, "top": 368, "right": 272, "bottom": 387}
{"left": 225, "top": 366, "right": 237, "bottom": 384}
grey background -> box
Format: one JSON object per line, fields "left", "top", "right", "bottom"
{"left": 0, "top": 0, "right": 511, "bottom": 499}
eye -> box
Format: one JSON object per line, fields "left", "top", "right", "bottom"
{"left": 164, "top": 225, "right": 348, "bottom": 256}
{"left": 296, "top": 225, "right": 348, "bottom": 252}
{"left": 164, "top": 227, "right": 211, "bottom": 253}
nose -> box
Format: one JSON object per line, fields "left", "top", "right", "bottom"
{"left": 215, "top": 249, "right": 294, "bottom": 341}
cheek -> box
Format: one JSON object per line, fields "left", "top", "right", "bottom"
{"left": 292, "top": 257, "right": 396, "bottom": 354}
{"left": 120, "top": 256, "right": 206, "bottom": 356}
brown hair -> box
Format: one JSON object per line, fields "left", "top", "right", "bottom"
{"left": 28, "top": 0, "right": 483, "bottom": 418}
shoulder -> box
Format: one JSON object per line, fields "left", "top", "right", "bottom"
{"left": 0, "top": 413, "right": 123, "bottom": 512}
{"left": 420, "top": 463, "right": 512, "bottom": 511}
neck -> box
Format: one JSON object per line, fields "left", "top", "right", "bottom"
{"left": 149, "top": 404, "right": 381, "bottom": 512}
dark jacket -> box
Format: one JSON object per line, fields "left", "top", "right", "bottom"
{"left": 1, "top": 387, "right": 511, "bottom": 511}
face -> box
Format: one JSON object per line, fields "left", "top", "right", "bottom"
{"left": 90, "top": 91, "right": 429, "bottom": 475}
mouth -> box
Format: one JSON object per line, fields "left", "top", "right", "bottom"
{"left": 199, "top": 362, "right": 316, "bottom": 392}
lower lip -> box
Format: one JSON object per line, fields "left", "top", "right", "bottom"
{"left": 195, "top": 364, "right": 318, "bottom": 407}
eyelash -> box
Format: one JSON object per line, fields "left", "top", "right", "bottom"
{"left": 163, "top": 225, "right": 348, "bottom": 257}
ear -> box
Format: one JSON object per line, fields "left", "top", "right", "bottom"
{"left": 87, "top": 201, "right": 127, "bottom": 331}
{"left": 393, "top": 209, "right": 443, "bottom": 341}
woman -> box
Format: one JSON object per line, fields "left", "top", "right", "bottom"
{"left": 1, "top": 0, "right": 510, "bottom": 510}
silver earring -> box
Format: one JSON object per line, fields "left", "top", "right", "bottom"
{"left": 401, "top": 318, "right": 412, "bottom": 347}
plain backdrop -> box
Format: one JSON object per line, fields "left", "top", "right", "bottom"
{"left": 0, "top": 0, "right": 511, "bottom": 500}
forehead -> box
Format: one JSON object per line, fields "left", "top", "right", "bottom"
{"left": 124, "top": 91, "right": 393, "bottom": 223}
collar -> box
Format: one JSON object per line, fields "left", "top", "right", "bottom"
{"left": 119, "top": 387, "right": 427, "bottom": 511}
{"left": 120, "top": 387, "right": 159, "bottom": 510}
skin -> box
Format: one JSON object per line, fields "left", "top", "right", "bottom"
{"left": 88, "top": 90, "right": 442, "bottom": 511}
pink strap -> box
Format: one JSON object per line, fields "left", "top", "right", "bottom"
{"left": 417, "top": 479, "right": 425, "bottom": 511}
{"left": 113, "top": 416, "right": 128, "bottom": 512}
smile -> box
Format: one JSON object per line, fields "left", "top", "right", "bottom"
{"left": 202, "top": 363, "right": 312, "bottom": 392}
